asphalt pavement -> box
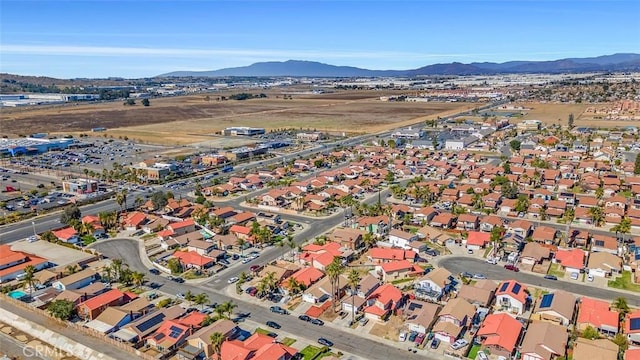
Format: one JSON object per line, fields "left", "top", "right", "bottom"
{"left": 439, "top": 256, "right": 640, "bottom": 306}
{"left": 92, "top": 239, "right": 435, "bottom": 360}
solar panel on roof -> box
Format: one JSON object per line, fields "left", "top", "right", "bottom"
{"left": 540, "top": 294, "right": 554, "bottom": 308}
{"left": 499, "top": 282, "right": 509, "bottom": 292}
{"left": 136, "top": 315, "right": 163, "bottom": 333}
{"left": 170, "top": 325, "right": 182, "bottom": 333}
{"left": 512, "top": 283, "right": 521, "bottom": 295}
{"left": 630, "top": 318, "right": 640, "bottom": 331}
{"left": 408, "top": 302, "right": 423, "bottom": 311}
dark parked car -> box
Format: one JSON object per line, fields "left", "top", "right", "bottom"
{"left": 149, "top": 268, "right": 160, "bottom": 275}
{"left": 245, "top": 286, "right": 256, "bottom": 294}
{"left": 148, "top": 282, "right": 162, "bottom": 289}
{"left": 317, "top": 338, "right": 334, "bottom": 347}
{"left": 270, "top": 306, "right": 289, "bottom": 315}
{"left": 544, "top": 274, "right": 558, "bottom": 280}
{"left": 430, "top": 338, "right": 441, "bottom": 349}
{"left": 266, "top": 321, "right": 281, "bottom": 329}
{"left": 310, "top": 318, "right": 324, "bottom": 326}
{"left": 298, "top": 314, "right": 311, "bottom": 322}
{"left": 504, "top": 264, "right": 520, "bottom": 272}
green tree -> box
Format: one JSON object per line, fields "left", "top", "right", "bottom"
{"left": 347, "top": 269, "right": 361, "bottom": 323}
{"left": 210, "top": 332, "right": 225, "bottom": 358}
{"left": 60, "top": 205, "right": 81, "bottom": 225}
{"left": 167, "top": 258, "right": 183, "bottom": 274}
{"left": 131, "top": 271, "right": 146, "bottom": 288}
{"left": 41, "top": 230, "right": 57, "bottom": 242}
{"left": 613, "top": 297, "right": 630, "bottom": 322}
{"left": 325, "top": 257, "right": 345, "bottom": 313}
{"left": 150, "top": 191, "right": 168, "bottom": 209}
{"left": 20, "top": 265, "right": 39, "bottom": 296}
{"left": 385, "top": 171, "right": 395, "bottom": 183}
{"left": 501, "top": 181, "right": 519, "bottom": 199}
{"left": 47, "top": 299, "right": 75, "bottom": 320}
{"left": 509, "top": 139, "right": 521, "bottom": 152}
{"left": 612, "top": 333, "right": 629, "bottom": 358}
{"left": 568, "top": 113, "right": 574, "bottom": 128}
{"left": 581, "top": 325, "right": 600, "bottom": 340}
{"left": 194, "top": 293, "right": 209, "bottom": 310}
{"left": 514, "top": 195, "right": 530, "bottom": 213}
{"left": 588, "top": 206, "right": 605, "bottom": 227}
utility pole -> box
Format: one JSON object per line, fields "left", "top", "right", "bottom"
{"left": 32, "top": 221, "right": 37, "bottom": 238}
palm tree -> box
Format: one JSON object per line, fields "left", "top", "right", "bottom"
{"left": 287, "top": 277, "right": 305, "bottom": 296}
{"left": 20, "top": 265, "right": 39, "bottom": 296}
{"left": 115, "top": 189, "right": 128, "bottom": 213}
{"left": 236, "top": 238, "right": 247, "bottom": 257}
{"left": 209, "top": 332, "right": 225, "bottom": 358}
{"left": 185, "top": 290, "right": 195, "bottom": 304}
{"left": 102, "top": 264, "right": 114, "bottom": 283}
{"left": 194, "top": 293, "right": 209, "bottom": 310}
{"left": 613, "top": 297, "right": 630, "bottom": 322}
{"left": 80, "top": 222, "right": 95, "bottom": 236}
{"left": 65, "top": 264, "right": 79, "bottom": 275}
{"left": 362, "top": 232, "right": 376, "bottom": 249}
{"left": 112, "top": 258, "right": 124, "bottom": 281}
{"left": 131, "top": 271, "right": 146, "bottom": 288}
{"left": 325, "top": 257, "right": 345, "bottom": 313}
{"left": 219, "top": 301, "right": 237, "bottom": 319}
{"left": 347, "top": 269, "right": 361, "bottom": 323}
{"left": 588, "top": 206, "right": 605, "bottom": 227}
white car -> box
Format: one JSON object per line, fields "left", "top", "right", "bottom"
{"left": 587, "top": 274, "right": 594, "bottom": 282}
{"left": 399, "top": 332, "right": 407, "bottom": 342}
{"left": 450, "top": 339, "right": 469, "bottom": 350}
{"left": 227, "top": 277, "right": 239, "bottom": 284}
{"left": 570, "top": 272, "right": 579, "bottom": 280}
{"left": 486, "top": 258, "right": 498, "bottom": 265}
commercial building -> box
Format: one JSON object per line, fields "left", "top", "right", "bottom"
{"left": 296, "top": 132, "right": 327, "bottom": 142}
{"left": 62, "top": 179, "right": 98, "bottom": 194}
{"left": 517, "top": 120, "right": 542, "bottom": 132}
{"left": 223, "top": 145, "right": 269, "bottom": 161}
{"left": 0, "top": 138, "right": 74, "bottom": 156}
{"left": 222, "top": 127, "right": 265, "bottom": 136}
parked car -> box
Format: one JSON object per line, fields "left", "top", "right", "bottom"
{"left": 399, "top": 332, "right": 407, "bottom": 342}
{"left": 460, "top": 272, "right": 473, "bottom": 278}
{"left": 310, "top": 318, "right": 324, "bottom": 326}
{"left": 504, "top": 264, "right": 519, "bottom": 272}
{"left": 450, "top": 339, "right": 469, "bottom": 350}
{"left": 359, "top": 317, "right": 369, "bottom": 326}
{"left": 270, "top": 306, "right": 289, "bottom": 315}
{"left": 266, "top": 321, "right": 281, "bottom": 329}
{"left": 587, "top": 274, "right": 594, "bottom": 282}
{"left": 245, "top": 286, "right": 256, "bottom": 294}
{"left": 227, "top": 277, "right": 239, "bottom": 284}
{"left": 430, "top": 338, "right": 441, "bottom": 349}
{"left": 570, "top": 272, "right": 579, "bottom": 280}
{"left": 149, "top": 268, "right": 160, "bottom": 275}
{"left": 543, "top": 275, "right": 558, "bottom": 280}
{"left": 415, "top": 333, "right": 425, "bottom": 345}
{"left": 408, "top": 331, "right": 418, "bottom": 342}
{"left": 467, "top": 249, "right": 474, "bottom": 254}
{"left": 176, "top": 293, "right": 185, "bottom": 299}
{"left": 298, "top": 314, "right": 311, "bottom": 322}
{"left": 317, "top": 338, "right": 334, "bottom": 347}
{"left": 473, "top": 273, "right": 486, "bottom": 279}
{"left": 486, "top": 258, "right": 498, "bottom": 265}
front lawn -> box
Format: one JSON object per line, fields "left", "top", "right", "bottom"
{"left": 300, "top": 345, "right": 326, "bottom": 360}
{"left": 608, "top": 271, "right": 640, "bottom": 292}
{"left": 468, "top": 344, "right": 481, "bottom": 359}
{"left": 547, "top": 263, "right": 566, "bottom": 278}
{"left": 281, "top": 337, "right": 296, "bottom": 346}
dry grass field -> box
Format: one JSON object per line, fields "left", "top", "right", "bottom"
{"left": 0, "top": 90, "right": 473, "bottom": 145}
{"left": 514, "top": 102, "right": 640, "bottom": 127}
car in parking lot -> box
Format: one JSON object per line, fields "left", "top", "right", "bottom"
{"left": 450, "top": 339, "right": 468, "bottom": 350}
{"left": 504, "top": 264, "right": 519, "bottom": 272}
{"left": 415, "top": 333, "right": 425, "bottom": 345}
{"left": 227, "top": 277, "right": 239, "bottom": 284}
{"left": 298, "top": 314, "right": 311, "bottom": 322}
{"left": 430, "top": 338, "right": 440, "bottom": 349}
{"left": 408, "top": 331, "right": 418, "bottom": 342}
{"left": 266, "top": 321, "right": 281, "bottom": 329}
{"left": 543, "top": 275, "right": 558, "bottom": 280}
{"left": 317, "top": 338, "right": 334, "bottom": 347}
{"left": 399, "top": 332, "right": 407, "bottom": 342}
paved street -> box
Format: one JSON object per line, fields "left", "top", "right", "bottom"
{"left": 92, "top": 239, "right": 436, "bottom": 360}
{"left": 439, "top": 256, "right": 640, "bottom": 306}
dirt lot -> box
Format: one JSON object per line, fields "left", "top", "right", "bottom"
{"left": 369, "top": 315, "right": 404, "bottom": 341}
{"left": 1, "top": 91, "right": 472, "bottom": 145}
{"left": 514, "top": 102, "right": 640, "bottom": 127}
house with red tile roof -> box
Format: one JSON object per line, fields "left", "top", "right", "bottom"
{"left": 531, "top": 226, "right": 558, "bottom": 244}
{"left": 457, "top": 213, "right": 479, "bottom": 230}
{"left": 146, "top": 319, "right": 191, "bottom": 352}
{"left": 495, "top": 280, "right": 529, "bottom": 315}
{"left": 217, "top": 333, "right": 297, "bottom": 360}
{"left": 375, "top": 260, "right": 422, "bottom": 283}
{"left": 167, "top": 218, "right": 196, "bottom": 236}
{"left": 576, "top": 297, "right": 619, "bottom": 336}
{"left": 229, "top": 224, "right": 252, "bottom": 241}
{"left": 430, "top": 212, "right": 456, "bottom": 229}
{"left": 53, "top": 227, "right": 80, "bottom": 244}
{"left": 123, "top": 211, "right": 147, "bottom": 231}
{"left": 466, "top": 231, "right": 491, "bottom": 251}
{"left": 363, "top": 283, "right": 403, "bottom": 321}
{"left": 554, "top": 248, "right": 586, "bottom": 274}
{"left": 81, "top": 215, "right": 105, "bottom": 236}
{"left": 172, "top": 251, "right": 215, "bottom": 270}
{"left": 0, "top": 244, "right": 49, "bottom": 283}
{"left": 624, "top": 309, "right": 640, "bottom": 345}
{"left": 368, "top": 247, "right": 417, "bottom": 263}
{"left": 178, "top": 312, "right": 207, "bottom": 329}
{"left": 286, "top": 266, "right": 324, "bottom": 288}
{"left": 77, "top": 289, "right": 127, "bottom": 320}
{"left": 479, "top": 215, "right": 505, "bottom": 232}
{"left": 477, "top": 313, "right": 523, "bottom": 358}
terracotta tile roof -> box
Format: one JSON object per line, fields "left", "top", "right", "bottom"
{"left": 577, "top": 297, "right": 618, "bottom": 330}
{"left": 477, "top": 313, "right": 523, "bottom": 352}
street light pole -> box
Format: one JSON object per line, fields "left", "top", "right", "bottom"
{"left": 31, "top": 221, "right": 37, "bottom": 237}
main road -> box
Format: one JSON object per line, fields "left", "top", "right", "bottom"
{"left": 439, "top": 256, "right": 640, "bottom": 306}
{"left": 93, "top": 238, "right": 432, "bottom": 360}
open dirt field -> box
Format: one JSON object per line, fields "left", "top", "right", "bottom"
{"left": 514, "top": 102, "right": 640, "bottom": 127}
{"left": 1, "top": 91, "right": 473, "bottom": 145}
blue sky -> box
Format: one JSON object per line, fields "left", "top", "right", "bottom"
{"left": 1, "top": 0, "right": 639, "bottom": 78}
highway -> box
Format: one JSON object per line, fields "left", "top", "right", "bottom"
{"left": 439, "top": 256, "right": 640, "bottom": 306}
{"left": 92, "top": 239, "right": 433, "bottom": 360}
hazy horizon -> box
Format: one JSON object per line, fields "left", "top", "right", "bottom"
{"left": 1, "top": 0, "right": 639, "bottom": 78}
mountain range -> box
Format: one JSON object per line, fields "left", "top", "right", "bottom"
{"left": 161, "top": 53, "right": 640, "bottom": 77}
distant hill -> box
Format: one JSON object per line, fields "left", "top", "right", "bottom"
{"left": 160, "top": 53, "right": 640, "bottom": 77}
